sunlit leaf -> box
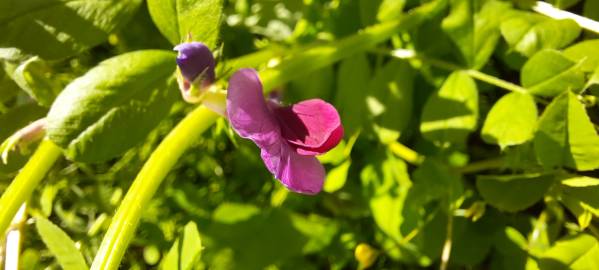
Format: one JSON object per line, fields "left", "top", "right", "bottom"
{"left": 521, "top": 50, "right": 585, "bottom": 97}
{"left": 421, "top": 71, "right": 478, "bottom": 146}
{"left": 539, "top": 233, "right": 599, "bottom": 270}
{"left": 36, "top": 217, "right": 88, "bottom": 270}
{"left": 160, "top": 221, "right": 202, "bottom": 270}
{"left": 481, "top": 92, "right": 538, "bottom": 148}
{"left": 476, "top": 173, "right": 554, "bottom": 212}
{"left": 500, "top": 15, "right": 580, "bottom": 57}
{"left": 564, "top": 39, "right": 599, "bottom": 72}
{"left": 46, "top": 50, "right": 178, "bottom": 163}
{"left": 0, "top": 0, "right": 141, "bottom": 59}
{"left": 147, "top": 0, "right": 223, "bottom": 47}
{"left": 441, "top": 0, "right": 511, "bottom": 69}
{"left": 367, "top": 60, "right": 414, "bottom": 143}
{"left": 533, "top": 91, "right": 599, "bottom": 171}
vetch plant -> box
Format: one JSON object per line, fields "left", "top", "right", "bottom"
{"left": 2, "top": 0, "right": 599, "bottom": 270}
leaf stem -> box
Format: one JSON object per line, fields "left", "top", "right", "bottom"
{"left": 455, "top": 158, "right": 505, "bottom": 174}
{"left": 439, "top": 212, "right": 453, "bottom": 270}
{"left": 0, "top": 139, "right": 61, "bottom": 236}
{"left": 389, "top": 49, "right": 528, "bottom": 94}
{"left": 388, "top": 141, "right": 424, "bottom": 165}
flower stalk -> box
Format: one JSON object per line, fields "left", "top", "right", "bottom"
{"left": 0, "top": 140, "right": 61, "bottom": 236}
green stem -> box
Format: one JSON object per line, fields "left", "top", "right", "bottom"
{"left": 389, "top": 50, "right": 528, "bottom": 94}
{"left": 90, "top": 107, "right": 218, "bottom": 270}
{"left": 388, "top": 141, "right": 424, "bottom": 165}
{"left": 455, "top": 158, "right": 505, "bottom": 174}
{"left": 91, "top": 2, "right": 449, "bottom": 269}
{"left": 0, "top": 139, "right": 61, "bottom": 236}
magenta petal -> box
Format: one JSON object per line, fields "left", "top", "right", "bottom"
{"left": 226, "top": 69, "right": 281, "bottom": 149}
{"left": 261, "top": 143, "right": 325, "bottom": 195}
{"left": 273, "top": 99, "right": 343, "bottom": 155}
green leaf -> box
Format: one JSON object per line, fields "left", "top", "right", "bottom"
{"left": 441, "top": 0, "right": 512, "bottom": 69}
{"left": 377, "top": 0, "right": 405, "bottom": 22}
{"left": 500, "top": 16, "right": 580, "bottom": 57}
{"left": 160, "top": 221, "right": 202, "bottom": 270}
{"left": 46, "top": 50, "right": 178, "bottom": 163}
{"left": 335, "top": 53, "right": 370, "bottom": 135}
{"left": 360, "top": 152, "right": 411, "bottom": 243}
{"left": 0, "top": 0, "right": 141, "bottom": 60}
{"left": 481, "top": 92, "right": 538, "bottom": 148}
{"left": 411, "top": 158, "right": 464, "bottom": 206}
{"left": 323, "top": 159, "right": 351, "bottom": 193}
{"left": 533, "top": 91, "right": 599, "bottom": 171}
{"left": 564, "top": 40, "right": 599, "bottom": 72}
{"left": 561, "top": 176, "right": 599, "bottom": 187}
{"left": 35, "top": 217, "right": 88, "bottom": 270}
{"left": 521, "top": 50, "right": 585, "bottom": 97}
{"left": 147, "top": 0, "right": 224, "bottom": 47}
{"left": 421, "top": 71, "right": 478, "bottom": 146}
{"left": 367, "top": 60, "right": 414, "bottom": 143}
{"left": 476, "top": 173, "right": 554, "bottom": 212}
{"left": 12, "top": 57, "right": 65, "bottom": 107}
{"left": 539, "top": 234, "right": 599, "bottom": 270}
{"left": 560, "top": 192, "right": 595, "bottom": 229}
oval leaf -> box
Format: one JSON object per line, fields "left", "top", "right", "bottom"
{"left": 421, "top": 71, "right": 478, "bottom": 146}
{"left": 564, "top": 39, "right": 599, "bottom": 72}
{"left": 481, "top": 92, "right": 538, "bottom": 148}
{"left": 147, "top": 0, "right": 223, "bottom": 47}
{"left": 476, "top": 173, "right": 554, "bottom": 212}
{"left": 521, "top": 50, "right": 585, "bottom": 97}
{"left": 36, "top": 217, "right": 88, "bottom": 270}
{"left": 47, "top": 50, "right": 178, "bottom": 163}
{"left": 533, "top": 91, "right": 599, "bottom": 171}
{"left": 0, "top": 0, "right": 141, "bottom": 59}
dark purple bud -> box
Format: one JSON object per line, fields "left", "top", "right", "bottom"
{"left": 174, "top": 42, "right": 215, "bottom": 91}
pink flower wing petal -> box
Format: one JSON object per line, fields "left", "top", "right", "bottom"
{"left": 274, "top": 99, "right": 343, "bottom": 155}
{"left": 261, "top": 143, "right": 325, "bottom": 195}
{"left": 226, "top": 69, "right": 280, "bottom": 148}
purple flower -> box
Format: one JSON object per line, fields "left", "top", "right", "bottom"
{"left": 226, "top": 68, "right": 344, "bottom": 194}
{"left": 174, "top": 42, "right": 216, "bottom": 102}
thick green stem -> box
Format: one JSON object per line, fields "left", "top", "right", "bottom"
{"left": 91, "top": 107, "right": 218, "bottom": 270}
{"left": 91, "top": 2, "right": 449, "bottom": 269}
{"left": 0, "top": 139, "right": 61, "bottom": 236}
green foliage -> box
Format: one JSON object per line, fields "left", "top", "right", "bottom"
{"left": 421, "top": 71, "right": 478, "bottom": 146}
{"left": 35, "top": 217, "right": 88, "bottom": 270}
{"left": 481, "top": 92, "right": 537, "bottom": 148}
{"left": 521, "top": 49, "right": 585, "bottom": 97}
{"left": 534, "top": 91, "right": 599, "bottom": 170}
{"left": 0, "top": 0, "right": 141, "bottom": 59}
{"left": 476, "top": 173, "right": 554, "bottom": 212}
{"left": 147, "top": 0, "right": 224, "bottom": 47}
{"left": 160, "top": 221, "right": 203, "bottom": 270}
{"left": 2, "top": 0, "right": 599, "bottom": 269}
{"left": 46, "top": 50, "right": 178, "bottom": 163}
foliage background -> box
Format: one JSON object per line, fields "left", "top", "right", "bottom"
{"left": 2, "top": 0, "right": 599, "bottom": 269}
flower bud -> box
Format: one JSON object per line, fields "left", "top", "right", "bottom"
{"left": 173, "top": 42, "right": 215, "bottom": 103}
{"left": 354, "top": 243, "right": 379, "bottom": 269}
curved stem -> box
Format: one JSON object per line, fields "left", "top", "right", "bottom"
{"left": 0, "top": 139, "right": 61, "bottom": 236}
{"left": 90, "top": 107, "right": 218, "bottom": 270}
